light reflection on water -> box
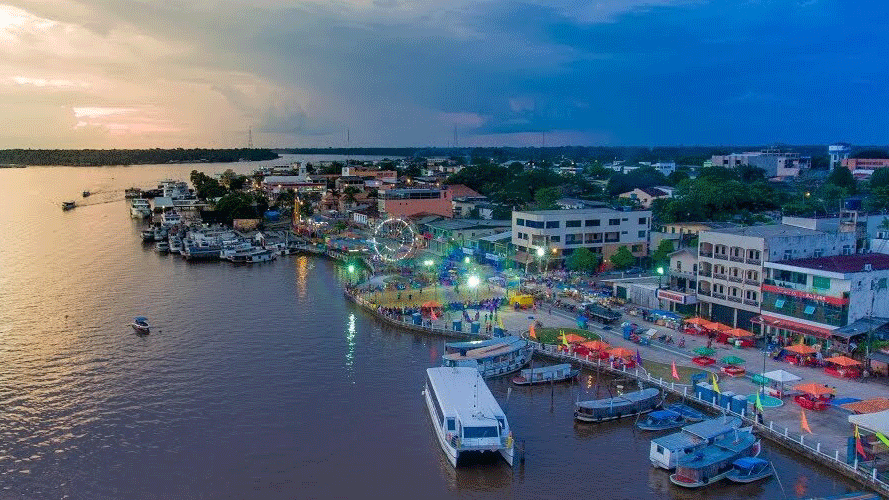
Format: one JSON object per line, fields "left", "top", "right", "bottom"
{"left": 0, "top": 161, "right": 866, "bottom": 499}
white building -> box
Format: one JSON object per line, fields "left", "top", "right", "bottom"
{"left": 697, "top": 224, "right": 857, "bottom": 330}
{"left": 758, "top": 254, "right": 889, "bottom": 350}
{"left": 829, "top": 143, "right": 852, "bottom": 169}
{"left": 511, "top": 208, "right": 651, "bottom": 271}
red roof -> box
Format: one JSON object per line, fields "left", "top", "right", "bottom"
{"left": 774, "top": 253, "right": 889, "bottom": 274}
{"left": 753, "top": 315, "right": 834, "bottom": 339}
{"left": 445, "top": 184, "right": 481, "bottom": 198}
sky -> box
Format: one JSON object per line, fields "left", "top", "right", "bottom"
{"left": 0, "top": 0, "right": 887, "bottom": 148}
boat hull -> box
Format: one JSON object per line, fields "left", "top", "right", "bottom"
{"left": 512, "top": 370, "right": 578, "bottom": 386}
{"left": 726, "top": 471, "right": 772, "bottom": 483}
{"left": 131, "top": 324, "right": 150, "bottom": 334}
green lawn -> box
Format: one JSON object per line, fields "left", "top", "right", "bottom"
{"left": 536, "top": 328, "right": 600, "bottom": 345}
{"left": 640, "top": 359, "right": 711, "bottom": 385}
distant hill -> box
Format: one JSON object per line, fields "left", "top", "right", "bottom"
{"left": 0, "top": 148, "right": 279, "bottom": 166}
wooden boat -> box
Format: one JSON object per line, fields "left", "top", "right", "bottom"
{"left": 637, "top": 403, "right": 705, "bottom": 431}
{"left": 82, "top": 191, "right": 91, "bottom": 197}
{"left": 512, "top": 363, "right": 578, "bottom": 386}
{"left": 670, "top": 431, "right": 761, "bottom": 488}
{"left": 650, "top": 416, "right": 742, "bottom": 469}
{"left": 443, "top": 336, "right": 531, "bottom": 378}
{"left": 131, "top": 317, "right": 150, "bottom": 334}
{"left": 725, "top": 457, "right": 772, "bottom": 483}
{"left": 62, "top": 201, "right": 76, "bottom": 211}
{"left": 575, "top": 387, "right": 660, "bottom": 423}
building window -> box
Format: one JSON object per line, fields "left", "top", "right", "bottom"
{"left": 638, "top": 230, "right": 646, "bottom": 238}
{"left": 783, "top": 250, "right": 792, "bottom": 260}
{"left": 609, "top": 218, "right": 620, "bottom": 226}
{"left": 843, "top": 245, "right": 852, "bottom": 255}
{"left": 804, "top": 305, "right": 816, "bottom": 315}
{"left": 632, "top": 244, "right": 642, "bottom": 252}
{"left": 566, "top": 220, "right": 581, "bottom": 228}
{"left": 812, "top": 276, "right": 830, "bottom": 290}
{"left": 639, "top": 217, "right": 647, "bottom": 224}
{"left": 550, "top": 236, "right": 561, "bottom": 242}
{"left": 775, "top": 298, "right": 785, "bottom": 308}
{"left": 813, "top": 249, "right": 823, "bottom": 257}
{"left": 516, "top": 218, "right": 525, "bottom": 226}
{"left": 676, "top": 261, "right": 682, "bottom": 271}
{"left": 586, "top": 219, "right": 600, "bottom": 227}
{"left": 546, "top": 221, "right": 560, "bottom": 229}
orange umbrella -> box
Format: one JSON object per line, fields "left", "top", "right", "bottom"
{"left": 794, "top": 383, "right": 835, "bottom": 396}
{"left": 422, "top": 300, "right": 441, "bottom": 308}
{"left": 564, "top": 333, "right": 587, "bottom": 344}
{"left": 785, "top": 344, "right": 818, "bottom": 355}
{"left": 702, "top": 321, "right": 730, "bottom": 331}
{"left": 608, "top": 347, "right": 635, "bottom": 359}
{"left": 581, "top": 340, "right": 610, "bottom": 351}
{"left": 685, "top": 317, "right": 708, "bottom": 325}
{"left": 824, "top": 356, "right": 861, "bottom": 367}
{"left": 725, "top": 328, "right": 753, "bottom": 337}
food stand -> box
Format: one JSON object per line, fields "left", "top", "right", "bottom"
{"left": 692, "top": 347, "right": 716, "bottom": 366}
{"left": 783, "top": 344, "right": 819, "bottom": 366}
{"left": 793, "top": 383, "right": 835, "bottom": 411}
{"left": 720, "top": 356, "right": 747, "bottom": 377}
{"left": 823, "top": 356, "right": 862, "bottom": 379}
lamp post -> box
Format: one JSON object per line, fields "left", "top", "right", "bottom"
{"left": 468, "top": 274, "right": 480, "bottom": 303}
{"left": 347, "top": 263, "right": 355, "bottom": 285}
{"left": 424, "top": 259, "right": 436, "bottom": 301}
{"left": 536, "top": 246, "right": 545, "bottom": 274}
{"left": 657, "top": 266, "right": 664, "bottom": 288}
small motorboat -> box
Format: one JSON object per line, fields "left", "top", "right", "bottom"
{"left": 155, "top": 240, "right": 170, "bottom": 253}
{"left": 131, "top": 317, "right": 150, "bottom": 334}
{"left": 82, "top": 191, "right": 91, "bottom": 197}
{"left": 512, "top": 363, "right": 578, "bottom": 386}
{"left": 725, "top": 457, "right": 773, "bottom": 483}
{"left": 62, "top": 201, "right": 76, "bottom": 211}
{"left": 637, "top": 403, "right": 706, "bottom": 431}
{"left": 141, "top": 229, "right": 156, "bottom": 242}
{"left": 575, "top": 387, "right": 661, "bottom": 422}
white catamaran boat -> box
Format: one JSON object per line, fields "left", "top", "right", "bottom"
{"left": 130, "top": 199, "right": 151, "bottom": 218}
{"left": 423, "top": 367, "right": 514, "bottom": 468}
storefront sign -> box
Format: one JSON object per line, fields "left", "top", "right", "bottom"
{"left": 762, "top": 285, "right": 848, "bottom": 306}
{"left": 657, "top": 289, "right": 697, "bottom": 305}
{"left": 485, "top": 253, "right": 501, "bottom": 261}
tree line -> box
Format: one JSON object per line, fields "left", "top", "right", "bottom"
{"left": 0, "top": 148, "right": 278, "bottom": 166}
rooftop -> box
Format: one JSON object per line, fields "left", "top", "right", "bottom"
{"left": 426, "top": 367, "right": 506, "bottom": 428}
{"left": 773, "top": 253, "right": 889, "bottom": 273}
{"left": 515, "top": 207, "right": 649, "bottom": 217}
{"left": 703, "top": 224, "right": 826, "bottom": 238}
{"left": 426, "top": 219, "right": 511, "bottom": 231}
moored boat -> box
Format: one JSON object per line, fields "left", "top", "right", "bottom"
{"left": 423, "top": 367, "right": 514, "bottom": 467}
{"left": 650, "top": 415, "right": 742, "bottom": 470}
{"left": 637, "top": 403, "right": 705, "bottom": 431}
{"left": 725, "top": 457, "right": 772, "bottom": 483}
{"left": 62, "top": 201, "right": 76, "bottom": 211}
{"left": 574, "top": 387, "right": 660, "bottom": 423}
{"left": 442, "top": 336, "right": 531, "bottom": 378}
{"left": 131, "top": 317, "right": 150, "bottom": 334}
{"left": 155, "top": 240, "right": 170, "bottom": 253}
{"left": 131, "top": 198, "right": 151, "bottom": 218}
{"left": 141, "top": 229, "right": 156, "bottom": 242}
{"left": 246, "top": 248, "right": 276, "bottom": 263}
{"left": 169, "top": 236, "right": 183, "bottom": 254}
{"left": 161, "top": 211, "right": 182, "bottom": 227}
{"left": 669, "top": 430, "right": 761, "bottom": 488}
{"left": 512, "top": 363, "right": 578, "bottom": 386}
{"left": 82, "top": 191, "right": 90, "bottom": 197}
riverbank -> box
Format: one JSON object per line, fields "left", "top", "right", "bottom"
{"left": 345, "top": 281, "right": 889, "bottom": 497}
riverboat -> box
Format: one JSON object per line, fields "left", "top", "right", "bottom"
{"left": 184, "top": 242, "right": 222, "bottom": 261}
{"left": 169, "top": 236, "right": 183, "bottom": 254}
{"left": 725, "top": 457, "right": 772, "bottom": 483}
{"left": 512, "top": 363, "right": 578, "bottom": 386}
{"left": 669, "top": 431, "right": 761, "bottom": 488}
{"left": 636, "top": 403, "right": 706, "bottom": 431}
{"left": 131, "top": 317, "right": 150, "bottom": 334}
{"left": 423, "top": 367, "right": 514, "bottom": 467}
{"left": 155, "top": 240, "right": 170, "bottom": 253}
{"left": 140, "top": 229, "right": 155, "bottom": 241}
{"left": 246, "top": 249, "right": 277, "bottom": 263}
{"left": 650, "top": 416, "right": 743, "bottom": 469}
{"left": 130, "top": 199, "right": 151, "bottom": 218}
{"left": 124, "top": 187, "right": 142, "bottom": 198}
{"left": 161, "top": 211, "right": 182, "bottom": 227}
{"left": 62, "top": 201, "right": 76, "bottom": 210}
{"left": 82, "top": 191, "right": 90, "bottom": 197}
{"left": 574, "top": 387, "right": 660, "bottom": 423}
{"left": 442, "top": 336, "right": 531, "bottom": 378}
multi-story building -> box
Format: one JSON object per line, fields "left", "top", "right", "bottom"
{"left": 511, "top": 208, "right": 651, "bottom": 271}
{"left": 843, "top": 158, "right": 889, "bottom": 178}
{"left": 710, "top": 148, "right": 810, "bottom": 178}
{"left": 424, "top": 219, "right": 511, "bottom": 257}
{"left": 657, "top": 249, "right": 698, "bottom": 314}
{"left": 618, "top": 187, "right": 672, "bottom": 208}
{"left": 756, "top": 254, "right": 889, "bottom": 350}
{"left": 378, "top": 188, "right": 455, "bottom": 218}
{"left": 696, "top": 225, "right": 856, "bottom": 330}
{"left": 829, "top": 143, "right": 852, "bottom": 169}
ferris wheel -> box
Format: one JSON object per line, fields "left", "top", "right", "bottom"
{"left": 372, "top": 217, "right": 417, "bottom": 262}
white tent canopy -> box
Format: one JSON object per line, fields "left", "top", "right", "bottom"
{"left": 849, "top": 410, "right": 889, "bottom": 436}
{"left": 762, "top": 369, "right": 802, "bottom": 383}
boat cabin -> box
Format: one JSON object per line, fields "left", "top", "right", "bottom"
{"left": 650, "top": 416, "right": 742, "bottom": 470}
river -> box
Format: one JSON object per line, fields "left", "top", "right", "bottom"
{"left": 0, "top": 157, "right": 861, "bottom": 499}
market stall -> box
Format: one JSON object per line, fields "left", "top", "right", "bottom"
{"left": 823, "top": 355, "right": 862, "bottom": 379}
{"left": 720, "top": 356, "right": 747, "bottom": 377}
{"left": 793, "top": 383, "right": 835, "bottom": 411}
{"left": 692, "top": 347, "right": 716, "bottom": 366}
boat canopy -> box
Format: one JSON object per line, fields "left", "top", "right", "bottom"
{"left": 649, "top": 410, "right": 679, "bottom": 419}
{"left": 134, "top": 316, "right": 148, "bottom": 322}
{"left": 733, "top": 457, "right": 768, "bottom": 469}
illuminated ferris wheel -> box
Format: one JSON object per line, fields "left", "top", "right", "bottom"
{"left": 372, "top": 218, "right": 417, "bottom": 262}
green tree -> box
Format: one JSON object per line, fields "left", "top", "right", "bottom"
{"left": 667, "top": 170, "right": 689, "bottom": 185}
{"left": 565, "top": 248, "right": 600, "bottom": 273}
{"left": 343, "top": 186, "right": 360, "bottom": 203}
{"left": 606, "top": 166, "right": 668, "bottom": 196}
{"left": 866, "top": 187, "right": 889, "bottom": 212}
{"left": 610, "top": 246, "right": 635, "bottom": 270}
{"left": 534, "top": 186, "right": 562, "bottom": 210}
{"left": 826, "top": 166, "right": 857, "bottom": 194}
{"left": 491, "top": 205, "right": 512, "bottom": 220}
{"left": 651, "top": 239, "right": 675, "bottom": 267}
{"left": 871, "top": 168, "right": 889, "bottom": 189}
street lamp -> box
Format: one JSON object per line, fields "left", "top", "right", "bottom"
{"left": 536, "top": 246, "right": 545, "bottom": 273}
{"left": 468, "top": 274, "right": 480, "bottom": 303}
{"left": 657, "top": 266, "right": 664, "bottom": 288}
{"left": 464, "top": 256, "right": 471, "bottom": 264}
{"left": 347, "top": 264, "right": 355, "bottom": 284}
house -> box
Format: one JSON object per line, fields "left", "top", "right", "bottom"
{"left": 618, "top": 187, "right": 672, "bottom": 208}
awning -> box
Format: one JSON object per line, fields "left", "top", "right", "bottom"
{"left": 849, "top": 410, "right": 889, "bottom": 436}
{"left": 870, "top": 351, "right": 889, "bottom": 365}
{"left": 761, "top": 369, "right": 802, "bottom": 383}
{"left": 842, "top": 399, "right": 889, "bottom": 415}
{"left": 832, "top": 317, "right": 889, "bottom": 339}
{"left": 752, "top": 315, "right": 834, "bottom": 339}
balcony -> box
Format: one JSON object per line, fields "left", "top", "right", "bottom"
{"left": 728, "top": 296, "right": 742, "bottom": 303}
{"left": 713, "top": 273, "right": 727, "bottom": 280}
{"left": 728, "top": 276, "right": 743, "bottom": 283}
{"left": 700, "top": 250, "right": 713, "bottom": 258}
{"left": 730, "top": 256, "right": 744, "bottom": 263}
{"left": 746, "top": 258, "right": 761, "bottom": 265}
{"left": 714, "top": 254, "right": 728, "bottom": 261}
{"left": 698, "top": 289, "right": 711, "bottom": 297}
{"left": 712, "top": 292, "right": 726, "bottom": 300}
{"left": 699, "top": 269, "right": 712, "bottom": 277}
{"left": 744, "top": 299, "right": 760, "bottom": 306}
{"left": 744, "top": 279, "right": 760, "bottom": 286}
